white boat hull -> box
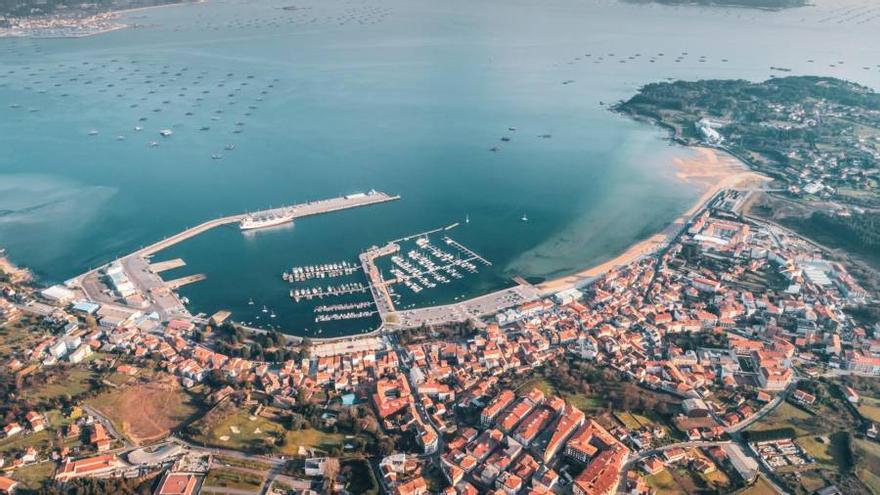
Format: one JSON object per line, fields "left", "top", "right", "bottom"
{"left": 240, "top": 216, "right": 295, "bottom": 230}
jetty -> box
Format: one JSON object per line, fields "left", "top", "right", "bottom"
{"left": 149, "top": 258, "right": 186, "bottom": 272}
{"left": 166, "top": 274, "right": 207, "bottom": 290}
{"left": 136, "top": 190, "right": 399, "bottom": 258}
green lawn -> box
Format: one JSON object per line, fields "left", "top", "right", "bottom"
{"left": 0, "top": 429, "right": 52, "bottom": 455}
{"left": 516, "top": 377, "right": 606, "bottom": 413}
{"left": 517, "top": 377, "right": 555, "bottom": 396}
{"left": 0, "top": 320, "right": 45, "bottom": 360}
{"left": 280, "top": 426, "right": 345, "bottom": 456}
{"left": 748, "top": 402, "right": 813, "bottom": 436}
{"left": 203, "top": 468, "right": 264, "bottom": 491}
{"left": 24, "top": 367, "right": 96, "bottom": 403}
{"left": 192, "top": 410, "right": 345, "bottom": 456}
{"left": 736, "top": 476, "right": 780, "bottom": 495}
{"left": 855, "top": 439, "right": 880, "bottom": 495}
{"left": 796, "top": 432, "right": 850, "bottom": 469}
{"left": 644, "top": 470, "right": 686, "bottom": 495}
{"left": 858, "top": 396, "right": 880, "bottom": 423}
{"left": 214, "top": 455, "right": 273, "bottom": 472}
{"left": 12, "top": 461, "right": 56, "bottom": 490}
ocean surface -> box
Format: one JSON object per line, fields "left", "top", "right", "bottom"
{"left": 1, "top": 0, "right": 878, "bottom": 336}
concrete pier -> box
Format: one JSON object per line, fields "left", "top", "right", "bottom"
{"left": 149, "top": 258, "right": 186, "bottom": 272}
{"left": 137, "top": 190, "right": 400, "bottom": 258}
{"left": 165, "top": 274, "right": 207, "bottom": 289}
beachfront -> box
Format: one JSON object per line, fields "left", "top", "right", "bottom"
{"left": 537, "top": 147, "right": 769, "bottom": 294}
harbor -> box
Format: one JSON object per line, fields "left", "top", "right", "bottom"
{"left": 67, "top": 191, "right": 400, "bottom": 323}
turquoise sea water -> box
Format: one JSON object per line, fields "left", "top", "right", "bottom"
{"left": 1, "top": 0, "right": 878, "bottom": 336}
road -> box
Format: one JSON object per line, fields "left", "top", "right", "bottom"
{"left": 82, "top": 404, "right": 133, "bottom": 450}
{"left": 726, "top": 380, "right": 798, "bottom": 434}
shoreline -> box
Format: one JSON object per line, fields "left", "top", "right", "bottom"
{"left": 0, "top": 0, "right": 199, "bottom": 39}
{"left": 537, "top": 146, "right": 768, "bottom": 295}
{"left": 0, "top": 251, "right": 32, "bottom": 284}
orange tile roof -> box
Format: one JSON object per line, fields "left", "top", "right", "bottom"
{"left": 573, "top": 446, "right": 627, "bottom": 495}
{"left": 158, "top": 473, "right": 200, "bottom": 495}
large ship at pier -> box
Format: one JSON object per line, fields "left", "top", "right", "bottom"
{"left": 239, "top": 211, "right": 295, "bottom": 230}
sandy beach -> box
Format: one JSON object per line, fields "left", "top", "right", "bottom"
{"left": 0, "top": 252, "right": 31, "bottom": 284}
{"left": 537, "top": 147, "right": 767, "bottom": 294}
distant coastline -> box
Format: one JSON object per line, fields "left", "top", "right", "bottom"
{"left": 0, "top": 0, "right": 197, "bottom": 39}
{"left": 620, "top": 0, "right": 808, "bottom": 10}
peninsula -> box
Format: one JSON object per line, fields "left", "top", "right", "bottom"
{"left": 616, "top": 76, "right": 880, "bottom": 268}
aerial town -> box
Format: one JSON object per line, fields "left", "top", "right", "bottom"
{"left": 2, "top": 186, "right": 879, "bottom": 495}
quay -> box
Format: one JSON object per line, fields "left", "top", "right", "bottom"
{"left": 135, "top": 190, "right": 400, "bottom": 258}
{"left": 149, "top": 258, "right": 186, "bottom": 273}
{"left": 360, "top": 242, "right": 400, "bottom": 323}
{"left": 165, "top": 274, "right": 207, "bottom": 290}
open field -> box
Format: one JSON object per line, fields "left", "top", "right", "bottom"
{"left": 645, "top": 470, "right": 686, "bottom": 495}
{"left": 0, "top": 429, "right": 52, "bottom": 455}
{"left": 797, "top": 433, "right": 849, "bottom": 469}
{"left": 190, "top": 408, "right": 345, "bottom": 456}
{"left": 88, "top": 376, "right": 202, "bottom": 444}
{"left": 517, "top": 377, "right": 603, "bottom": 411}
{"left": 748, "top": 402, "right": 813, "bottom": 436}
{"left": 12, "top": 461, "right": 57, "bottom": 490}
{"left": 0, "top": 319, "right": 44, "bottom": 360}
{"left": 858, "top": 396, "right": 880, "bottom": 423}
{"left": 203, "top": 468, "right": 263, "bottom": 492}
{"left": 644, "top": 465, "right": 727, "bottom": 495}
{"left": 279, "top": 427, "right": 345, "bottom": 456}
{"left": 736, "top": 476, "right": 780, "bottom": 495}
{"left": 0, "top": 410, "right": 82, "bottom": 456}
{"left": 23, "top": 366, "right": 96, "bottom": 403}
{"left": 214, "top": 455, "right": 273, "bottom": 472}
{"left": 855, "top": 439, "right": 880, "bottom": 495}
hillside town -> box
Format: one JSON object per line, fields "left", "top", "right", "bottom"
{"left": 1, "top": 188, "right": 880, "bottom": 495}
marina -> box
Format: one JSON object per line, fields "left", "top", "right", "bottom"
{"left": 314, "top": 301, "right": 374, "bottom": 313}
{"left": 67, "top": 191, "right": 399, "bottom": 323}
{"left": 283, "top": 261, "right": 359, "bottom": 282}
{"left": 289, "top": 282, "right": 368, "bottom": 302}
